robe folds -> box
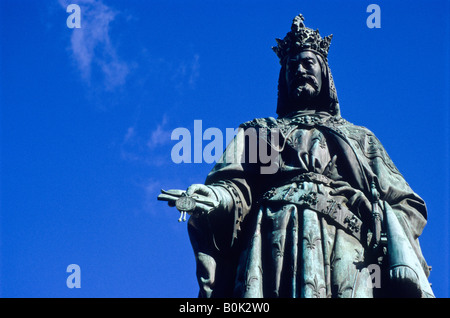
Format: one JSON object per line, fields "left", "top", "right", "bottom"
{"left": 187, "top": 111, "right": 434, "bottom": 298}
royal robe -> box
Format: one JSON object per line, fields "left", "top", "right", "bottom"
{"left": 187, "top": 110, "right": 434, "bottom": 298}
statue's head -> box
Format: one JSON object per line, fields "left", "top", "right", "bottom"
{"left": 285, "top": 50, "right": 323, "bottom": 104}
{"left": 273, "top": 14, "right": 340, "bottom": 118}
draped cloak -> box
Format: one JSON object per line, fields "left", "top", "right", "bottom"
{"left": 187, "top": 109, "right": 435, "bottom": 298}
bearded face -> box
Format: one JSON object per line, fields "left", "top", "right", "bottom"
{"left": 285, "top": 51, "right": 323, "bottom": 104}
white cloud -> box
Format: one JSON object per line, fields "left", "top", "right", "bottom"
{"left": 170, "top": 54, "right": 200, "bottom": 91}
{"left": 59, "top": 0, "right": 130, "bottom": 90}
{"left": 120, "top": 115, "right": 173, "bottom": 166}
{"left": 147, "top": 115, "right": 172, "bottom": 149}
{"left": 188, "top": 54, "right": 200, "bottom": 88}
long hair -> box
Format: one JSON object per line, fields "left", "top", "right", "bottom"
{"left": 276, "top": 51, "right": 340, "bottom": 118}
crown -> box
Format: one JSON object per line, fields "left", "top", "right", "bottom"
{"left": 273, "top": 14, "right": 333, "bottom": 63}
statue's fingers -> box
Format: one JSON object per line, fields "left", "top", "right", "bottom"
{"left": 329, "top": 180, "right": 348, "bottom": 188}
{"left": 329, "top": 186, "right": 354, "bottom": 196}
{"left": 160, "top": 189, "right": 185, "bottom": 196}
{"left": 157, "top": 193, "right": 180, "bottom": 202}
{"left": 186, "top": 184, "right": 213, "bottom": 197}
{"left": 186, "top": 184, "right": 203, "bottom": 196}
{"left": 360, "top": 198, "right": 373, "bottom": 215}
{"left": 347, "top": 192, "right": 372, "bottom": 216}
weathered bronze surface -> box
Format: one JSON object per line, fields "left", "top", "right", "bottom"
{"left": 158, "top": 14, "right": 434, "bottom": 298}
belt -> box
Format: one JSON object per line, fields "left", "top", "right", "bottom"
{"left": 260, "top": 181, "right": 363, "bottom": 241}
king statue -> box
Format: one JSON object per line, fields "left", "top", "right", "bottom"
{"left": 158, "top": 14, "right": 435, "bottom": 298}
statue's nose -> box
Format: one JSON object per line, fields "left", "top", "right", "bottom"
{"left": 297, "top": 63, "right": 307, "bottom": 76}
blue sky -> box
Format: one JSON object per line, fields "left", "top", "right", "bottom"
{"left": 0, "top": 0, "right": 449, "bottom": 298}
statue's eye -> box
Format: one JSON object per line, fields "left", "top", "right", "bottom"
{"left": 302, "top": 59, "right": 314, "bottom": 67}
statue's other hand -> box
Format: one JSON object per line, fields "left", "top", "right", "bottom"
{"left": 329, "top": 182, "right": 372, "bottom": 218}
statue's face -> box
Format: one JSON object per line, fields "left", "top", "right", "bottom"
{"left": 285, "top": 51, "right": 322, "bottom": 103}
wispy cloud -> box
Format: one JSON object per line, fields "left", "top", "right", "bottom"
{"left": 59, "top": 0, "right": 130, "bottom": 90}
{"left": 147, "top": 115, "right": 172, "bottom": 149}
{"left": 120, "top": 115, "right": 173, "bottom": 166}
{"left": 171, "top": 54, "right": 200, "bottom": 90}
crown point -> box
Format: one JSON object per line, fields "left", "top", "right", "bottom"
{"left": 274, "top": 14, "right": 333, "bottom": 61}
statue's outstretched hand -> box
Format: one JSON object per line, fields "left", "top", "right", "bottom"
{"left": 157, "top": 184, "right": 219, "bottom": 222}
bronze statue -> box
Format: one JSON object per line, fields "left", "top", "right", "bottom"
{"left": 158, "top": 14, "right": 434, "bottom": 298}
